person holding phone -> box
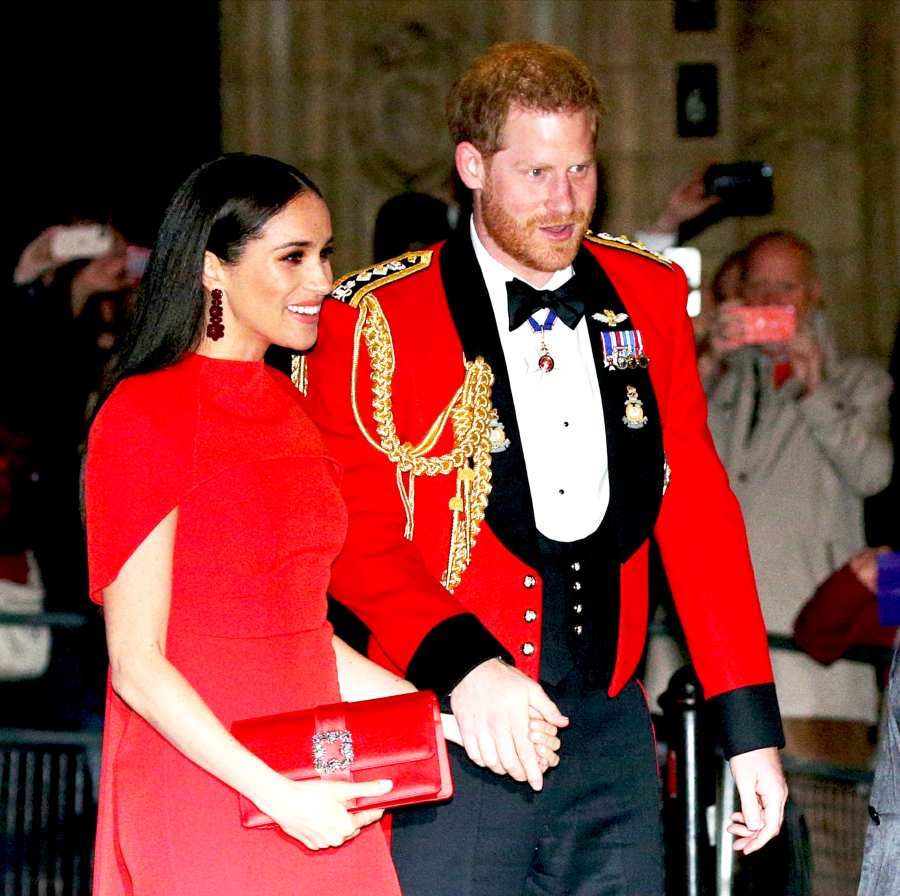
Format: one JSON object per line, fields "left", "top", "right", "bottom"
{"left": 84, "top": 154, "right": 542, "bottom": 896}
{"left": 705, "top": 230, "right": 894, "bottom": 732}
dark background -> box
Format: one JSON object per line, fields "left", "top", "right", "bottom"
{"left": 6, "top": 3, "right": 222, "bottom": 274}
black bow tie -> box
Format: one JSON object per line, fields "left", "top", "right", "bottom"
{"left": 506, "top": 276, "right": 585, "bottom": 331}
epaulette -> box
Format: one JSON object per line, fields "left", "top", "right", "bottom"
{"left": 330, "top": 250, "right": 433, "bottom": 308}
{"left": 583, "top": 231, "right": 673, "bottom": 269}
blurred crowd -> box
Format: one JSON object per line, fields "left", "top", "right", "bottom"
{"left": 0, "top": 217, "right": 147, "bottom": 729}
{"left": 641, "top": 171, "right": 899, "bottom": 769}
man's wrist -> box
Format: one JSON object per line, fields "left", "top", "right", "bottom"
{"left": 441, "top": 656, "right": 507, "bottom": 713}
{"left": 405, "top": 613, "right": 513, "bottom": 698}
{"left": 708, "top": 683, "right": 785, "bottom": 759}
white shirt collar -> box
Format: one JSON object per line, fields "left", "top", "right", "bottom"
{"left": 469, "top": 217, "right": 574, "bottom": 331}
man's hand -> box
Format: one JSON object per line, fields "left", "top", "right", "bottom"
{"left": 727, "top": 746, "right": 788, "bottom": 854}
{"left": 450, "top": 658, "right": 569, "bottom": 791}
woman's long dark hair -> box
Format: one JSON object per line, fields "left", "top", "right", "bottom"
{"left": 93, "top": 153, "right": 320, "bottom": 417}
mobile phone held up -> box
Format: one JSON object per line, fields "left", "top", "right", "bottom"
{"left": 718, "top": 305, "right": 796, "bottom": 351}
{"left": 703, "top": 162, "right": 774, "bottom": 216}
{"left": 50, "top": 224, "right": 114, "bottom": 262}
{"left": 126, "top": 245, "right": 152, "bottom": 280}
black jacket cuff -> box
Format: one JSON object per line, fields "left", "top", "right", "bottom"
{"left": 707, "top": 683, "right": 785, "bottom": 758}
{"left": 405, "top": 613, "right": 513, "bottom": 698}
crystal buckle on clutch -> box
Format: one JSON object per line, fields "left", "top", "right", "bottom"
{"left": 312, "top": 729, "right": 354, "bottom": 774}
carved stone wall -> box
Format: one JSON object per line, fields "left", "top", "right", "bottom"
{"left": 221, "top": 0, "right": 898, "bottom": 358}
{"left": 734, "top": 0, "right": 898, "bottom": 357}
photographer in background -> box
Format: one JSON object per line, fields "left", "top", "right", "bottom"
{"left": 1, "top": 219, "right": 138, "bottom": 730}
{"left": 704, "top": 231, "right": 894, "bottom": 752}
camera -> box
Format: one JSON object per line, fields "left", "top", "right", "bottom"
{"left": 703, "top": 162, "right": 774, "bottom": 216}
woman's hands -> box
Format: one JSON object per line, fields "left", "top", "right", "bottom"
{"left": 254, "top": 775, "right": 394, "bottom": 851}
{"left": 528, "top": 708, "right": 562, "bottom": 773}
{"left": 261, "top": 709, "right": 563, "bottom": 850}
{"left": 441, "top": 709, "right": 562, "bottom": 774}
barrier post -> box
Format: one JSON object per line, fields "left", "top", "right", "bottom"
{"left": 660, "top": 665, "right": 716, "bottom": 896}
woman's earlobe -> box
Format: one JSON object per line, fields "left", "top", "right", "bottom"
{"left": 202, "top": 251, "right": 224, "bottom": 295}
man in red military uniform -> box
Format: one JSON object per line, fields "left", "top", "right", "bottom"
{"left": 302, "top": 41, "right": 786, "bottom": 896}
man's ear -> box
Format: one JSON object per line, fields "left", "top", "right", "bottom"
{"left": 202, "top": 251, "right": 225, "bottom": 295}
{"left": 455, "top": 142, "right": 486, "bottom": 191}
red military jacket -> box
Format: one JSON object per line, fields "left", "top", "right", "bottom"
{"left": 303, "top": 230, "right": 783, "bottom": 757}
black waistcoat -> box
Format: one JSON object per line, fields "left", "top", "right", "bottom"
{"left": 440, "top": 231, "right": 664, "bottom": 689}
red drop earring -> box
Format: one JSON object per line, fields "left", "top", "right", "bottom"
{"left": 207, "top": 288, "right": 225, "bottom": 340}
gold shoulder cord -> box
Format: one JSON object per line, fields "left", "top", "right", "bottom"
{"left": 349, "top": 293, "right": 495, "bottom": 592}
{"left": 291, "top": 354, "right": 308, "bottom": 395}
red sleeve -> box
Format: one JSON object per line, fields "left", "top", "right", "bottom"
{"left": 84, "top": 377, "right": 193, "bottom": 603}
{"left": 652, "top": 270, "right": 775, "bottom": 697}
{"left": 303, "top": 300, "right": 482, "bottom": 675}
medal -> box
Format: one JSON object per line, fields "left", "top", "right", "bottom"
{"left": 602, "top": 329, "right": 649, "bottom": 370}
{"left": 527, "top": 310, "right": 558, "bottom": 372}
{"left": 622, "top": 384, "right": 648, "bottom": 429}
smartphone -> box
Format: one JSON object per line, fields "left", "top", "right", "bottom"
{"left": 51, "top": 224, "right": 114, "bottom": 262}
{"left": 126, "top": 245, "right": 151, "bottom": 279}
{"left": 703, "top": 162, "right": 774, "bottom": 216}
{"left": 718, "top": 305, "right": 796, "bottom": 349}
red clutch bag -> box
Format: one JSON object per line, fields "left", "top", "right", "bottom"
{"left": 231, "top": 691, "right": 453, "bottom": 828}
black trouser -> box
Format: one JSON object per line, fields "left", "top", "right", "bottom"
{"left": 391, "top": 674, "right": 664, "bottom": 896}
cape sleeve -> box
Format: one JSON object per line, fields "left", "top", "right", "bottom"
{"left": 84, "top": 377, "right": 194, "bottom": 603}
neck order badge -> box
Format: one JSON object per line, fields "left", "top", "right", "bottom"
{"left": 527, "top": 310, "right": 558, "bottom": 372}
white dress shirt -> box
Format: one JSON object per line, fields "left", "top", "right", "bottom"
{"left": 470, "top": 219, "right": 609, "bottom": 542}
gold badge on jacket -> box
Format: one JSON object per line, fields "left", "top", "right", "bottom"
{"left": 489, "top": 409, "right": 510, "bottom": 453}
{"left": 593, "top": 309, "right": 629, "bottom": 327}
{"left": 622, "top": 385, "right": 648, "bottom": 429}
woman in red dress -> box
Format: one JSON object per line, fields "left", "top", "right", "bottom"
{"left": 83, "top": 155, "right": 554, "bottom": 894}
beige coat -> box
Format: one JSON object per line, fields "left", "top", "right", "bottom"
{"left": 706, "top": 316, "right": 893, "bottom": 720}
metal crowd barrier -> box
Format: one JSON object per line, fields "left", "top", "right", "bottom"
{"left": 1, "top": 610, "right": 97, "bottom": 894}
{"left": 659, "top": 635, "right": 892, "bottom": 896}
{"left": 0, "top": 730, "right": 99, "bottom": 896}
